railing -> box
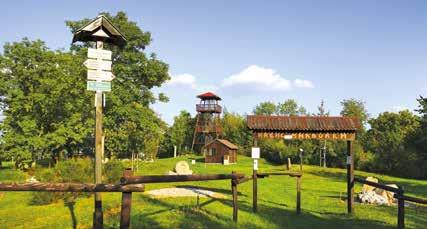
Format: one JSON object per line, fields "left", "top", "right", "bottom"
{"left": 196, "top": 104, "right": 222, "bottom": 113}
{"left": 354, "top": 177, "right": 427, "bottom": 229}
{"left": 195, "top": 125, "right": 222, "bottom": 133}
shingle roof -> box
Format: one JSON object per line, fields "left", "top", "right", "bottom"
{"left": 197, "top": 92, "right": 221, "bottom": 100}
{"left": 247, "top": 115, "right": 360, "bottom": 132}
{"left": 205, "top": 139, "right": 238, "bottom": 149}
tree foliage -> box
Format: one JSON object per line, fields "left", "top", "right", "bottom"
{"left": 0, "top": 12, "right": 169, "bottom": 165}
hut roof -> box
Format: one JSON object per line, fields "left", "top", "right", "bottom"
{"left": 205, "top": 139, "right": 238, "bottom": 150}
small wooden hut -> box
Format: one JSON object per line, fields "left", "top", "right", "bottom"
{"left": 204, "top": 139, "right": 238, "bottom": 164}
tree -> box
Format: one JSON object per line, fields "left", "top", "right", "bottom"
{"left": 221, "top": 111, "right": 252, "bottom": 154}
{"left": 277, "top": 99, "right": 306, "bottom": 116}
{"left": 340, "top": 98, "right": 369, "bottom": 131}
{"left": 0, "top": 12, "right": 170, "bottom": 165}
{"left": 317, "top": 99, "right": 329, "bottom": 116}
{"left": 0, "top": 39, "right": 93, "bottom": 166}
{"left": 169, "top": 110, "right": 194, "bottom": 154}
{"left": 253, "top": 102, "right": 276, "bottom": 115}
{"left": 364, "top": 110, "right": 420, "bottom": 177}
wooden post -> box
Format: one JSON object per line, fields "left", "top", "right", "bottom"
{"left": 347, "top": 140, "right": 354, "bottom": 214}
{"left": 93, "top": 40, "right": 104, "bottom": 229}
{"left": 120, "top": 169, "right": 133, "bottom": 229}
{"left": 231, "top": 171, "right": 238, "bottom": 222}
{"left": 253, "top": 135, "right": 258, "bottom": 213}
{"left": 397, "top": 186, "right": 405, "bottom": 229}
{"left": 296, "top": 176, "right": 301, "bottom": 214}
{"left": 286, "top": 158, "right": 291, "bottom": 170}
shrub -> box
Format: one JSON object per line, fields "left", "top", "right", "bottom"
{"left": 103, "top": 160, "right": 125, "bottom": 183}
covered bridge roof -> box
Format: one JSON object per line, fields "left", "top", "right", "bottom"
{"left": 247, "top": 115, "right": 360, "bottom": 132}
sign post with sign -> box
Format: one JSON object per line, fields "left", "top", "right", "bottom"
{"left": 72, "top": 15, "right": 126, "bottom": 229}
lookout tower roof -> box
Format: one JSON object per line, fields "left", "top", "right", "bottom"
{"left": 197, "top": 92, "right": 221, "bottom": 100}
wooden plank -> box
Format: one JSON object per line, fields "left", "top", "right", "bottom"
{"left": 236, "top": 176, "right": 252, "bottom": 185}
{"left": 297, "top": 176, "right": 301, "bottom": 215}
{"left": 121, "top": 173, "right": 244, "bottom": 185}
{"left": 347, "top": 140, "right": 354, "bottom": 214}
{"left": 257, "top": 172, "right": 302, "bottom": 177}
{"left": 0, "top": 182, "right": 145, "bottom": 192}
{"left": 397, "top": 187, "right": 405, "bottom": 229}
{"left": 120, "top": 169, "right": 133, "bottom": 229}
{"left": 354, "top": 177, "right": 400, "bottom": 193}
{"left": 232, "top": 171, "right": 238, "bottom": 222}
{"left": 256, "top": 131, "right": 356, "bottom": 141}
{"left": 402, "top": 195, "right": 427, "bottom": 205}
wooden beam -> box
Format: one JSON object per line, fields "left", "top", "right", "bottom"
{"left": 397, "top": 187, "right": 405, "bottom": 229}
{"left": 256, "top": 172, "right": 302, "bottom": 178}
{"left": 354, "top": 177, "right": 399, "bottom": 193}
{"left": 120, "top": 169, "right": 133, "bottom": 229}
{"left": 0, "top": 182, "right": 145, "bottom": 192}
{"left": 347, "top": 140, "right": 354, "bottom": 214}
{"left": 296, "top": 176, "right": 301, "bottom": 215}
{"left": 232, "top": 171, "right": 238, "bottom": 222}
{"left": 121, "top": 174, "right": 244, "bottom": 185}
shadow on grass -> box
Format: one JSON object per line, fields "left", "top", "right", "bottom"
{"left": 130, "top": 191, "right": 398, "bottom": 229}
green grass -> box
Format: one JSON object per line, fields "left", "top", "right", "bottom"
{"left": 0, "top": 156, "right": 426, "bottom": 228}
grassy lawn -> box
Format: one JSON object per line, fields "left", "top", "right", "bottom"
{"left": 0, "top": 156, "right": 426, "bottom": 228}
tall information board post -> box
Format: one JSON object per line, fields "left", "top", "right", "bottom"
{"left": 72, "top": 15, "right": 126, "bottom": 229}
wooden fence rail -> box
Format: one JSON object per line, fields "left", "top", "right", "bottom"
{"left": 120, "top": 173, "right": 244, "bottom": 184}
{"left": 0, "top": 182, "right": 145, "bottom": 192}
{"left": 354, "top": 176, "right": 427, "bottom": 229}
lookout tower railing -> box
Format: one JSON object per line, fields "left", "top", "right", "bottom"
{"left": 196, "top": 104, "right": 222, "bottom": 113}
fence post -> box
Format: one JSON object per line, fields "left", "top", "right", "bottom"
{"left": 397, "top": 186, "right": 405, "bottom": 229}
{"left": 232, "top": 171, "right": 238, "bottom": 223}
{"left": 120, "top": 168, "right": 133, "bottom": 229}
{"left": 296, "top": 176, "right": 301, "bottom": 214}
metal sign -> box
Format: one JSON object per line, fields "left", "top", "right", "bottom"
{"left": 87, "top": 81, "right": 111, "bottom": 92}
{"left": 88, "top": 48, "right": 112, "bottom": 60}
{"left": 253, "top": 159, "right": 259, "bottom": 170}
{"left": 84, "top": 59, "right": 112, "bottom": 71}
{"left": 87, "top": 70, "right": 115, "bottom": 81}
{"left": 346, "top": 156, "right": 352, "bottom": 165}
{"left": 256, "top": 132, "right": 356, "bottom": 141}
{"left": 251, "top": 147, "right": 260, "bottom": 159}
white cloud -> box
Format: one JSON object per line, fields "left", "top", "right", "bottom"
{"left": 166, "top": 73, "right": 197, "bottom": 88}
{"left": 165, "top": 73, "right": 218, "bottom": 92}
{"left": 294, "top": 79, "right": 314, "bottom": 88}
{"left": 222, "top": 65, "right": 313, "bottom": 91}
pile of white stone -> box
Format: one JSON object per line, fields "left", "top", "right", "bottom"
{"left": 358, "top": 177, "right": 398, "bottom": 206}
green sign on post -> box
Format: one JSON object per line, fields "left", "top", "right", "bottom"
{"left": 87, "top": 81, "right": 111, "bottom": 92}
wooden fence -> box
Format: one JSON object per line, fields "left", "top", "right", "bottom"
{"left": 0, "top": 170, "right": 304, "bottom": 228}
{"left": 354, "top": 177, "right": 427, "bottom": 229}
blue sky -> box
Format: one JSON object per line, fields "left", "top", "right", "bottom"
{"left": 1, "top": 1, "right": 427, "bottom": 124}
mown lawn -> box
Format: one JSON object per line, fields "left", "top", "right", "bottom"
{"left": 0, "top": 156, "right": 426, "bottom": 228}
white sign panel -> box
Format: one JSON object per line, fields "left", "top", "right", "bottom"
{"left": 346, "top": 156, "right": 352, "bottom": 165}
{"left": 284, "top": 134, "right": 293, "bottom": 140}
{"left": 84, "top": 59, "right": 112, "bottom": 71}
{"left": 251, "top": 147, "right": 260, "bottom": 159}
{"left": 253, "top": 159, "right": 258, "bottom": 170}
{"left": 87, "top": 70, "right": 115, "bottom": 81}
{"left": 88, "top": 48, "right": 112, "bottom": 60}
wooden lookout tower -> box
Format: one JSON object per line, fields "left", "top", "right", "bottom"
{"left": 191, "top": 92, "right": 222, "bottom": 153}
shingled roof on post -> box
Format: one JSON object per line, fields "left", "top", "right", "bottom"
{"left": 247, "top": 115, "right": 360, "bottom": 132}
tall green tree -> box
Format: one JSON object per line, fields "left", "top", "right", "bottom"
{"left": 0, "top": 39, "right": 92, "bottom": 166}
{"left": 277, "top": 99, "right": 306, "bottom": 116}
{"left": 169, "top": 110, "right": 194, "bottom": 154}
{"left": 364, "top": 110, "right": 420, "bottom": 177}
{"left": 221, "top": 111, "right": 252, "bottom": 154}
{"left": 340, "top": 98, "right": 369, "bottom": 131}
{"left": 253, "top": 101, "right": 277, "bottom": 115}
{"left": 0, "top": 12, "right": 170, "bottom": 166}
{"left": 66, "top": 12, "right": 169, "bottom": 159}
